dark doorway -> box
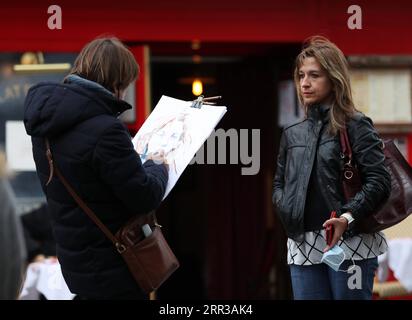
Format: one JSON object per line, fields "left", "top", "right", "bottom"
{"left": 151, "top": 43, "right": 298, "bottom": 299}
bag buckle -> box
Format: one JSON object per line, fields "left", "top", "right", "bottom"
{"left": 115, "top": 242, "right": 127, "bottom": 254}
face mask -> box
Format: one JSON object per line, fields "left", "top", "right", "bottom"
{"left": 321, "top": 245, "right": 357, "bottom": 273}
{"left": 321, "top": 245, "right": 345, "bottom": 271}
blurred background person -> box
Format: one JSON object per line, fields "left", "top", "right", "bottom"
{"left": 20, "top": 203, "right": 56, "bottom": 264}
{"left": 0, "top": 150, "right": 27, "bottom": 299}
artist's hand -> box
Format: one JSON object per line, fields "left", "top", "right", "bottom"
{"left": 322, "top": 217, "right": 348, "bottom": 252}
{"left": 147, "top": 150, "right": 168, "bottom": 168}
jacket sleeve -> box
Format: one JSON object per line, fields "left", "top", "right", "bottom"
{"left": 272, "top": 130, "right": 287, "bottom": 208}
{"left": 92, "top": 121, "right": 168, "bottom": 214}
{"left": 340, "top": 116, "right": 391, "bottom": 221}
{"left": 20, "top": 204, "right": 56, "bottom": 262}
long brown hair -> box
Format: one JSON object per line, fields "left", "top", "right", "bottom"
{"left": 68, "top": 37, "right": 139, "bottom": 94}
{"left": 294, "top": 36, "right": 356, "bottom": 135}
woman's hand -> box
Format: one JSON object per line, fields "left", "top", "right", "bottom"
{"left": 147, "top": 150, "right": 166, "bottom": 163}
{"left": 146, "top": 150, "right": 169, "bottom": 171}
{"left": 322, "top": 217, "right": 348, "bottom": 252}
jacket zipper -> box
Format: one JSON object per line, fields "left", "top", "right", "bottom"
{"left": 294, "top": 120, "right": 323, "bottom": 229}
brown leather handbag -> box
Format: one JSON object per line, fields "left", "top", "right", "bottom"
{"left": 44, "top": 139, "right": 179, "bottom": 294}
{"left": 340, "top": 128, "right": 412, "bottom": 233}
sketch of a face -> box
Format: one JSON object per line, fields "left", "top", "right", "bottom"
{"left": 148, "top": 114, "right": 185, "bottom": 155}
{"left": 136, "top": 113, "right": 191, "bottom": 173}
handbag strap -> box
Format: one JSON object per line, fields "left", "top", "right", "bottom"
{"left": 339, "top": 125, "right": 352, "bottom": 163}
{"left": 44, "top": 138, "right": 120, "bottom": 248}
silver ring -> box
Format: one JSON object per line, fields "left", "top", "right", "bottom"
{"left": 344, "top": 170, "right": 354, "bottom": 180}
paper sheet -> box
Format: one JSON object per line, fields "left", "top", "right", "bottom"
{"left": 132, "top": 96, "right": 227, "bottom": 199}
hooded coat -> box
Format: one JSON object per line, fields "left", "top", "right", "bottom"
{"left": 24, "top": 75, "right": 168, "bottom": 298}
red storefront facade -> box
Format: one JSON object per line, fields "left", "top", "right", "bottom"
{"left": 3, "top": 0, "right": 411, "bottom": 159}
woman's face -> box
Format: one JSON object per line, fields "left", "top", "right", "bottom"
{"left": 298, "top": 57, "right": 333, "bottom": 107}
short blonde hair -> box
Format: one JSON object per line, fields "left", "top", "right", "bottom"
{"left": 68, "top": 37, "right": 139, "bottom": 93}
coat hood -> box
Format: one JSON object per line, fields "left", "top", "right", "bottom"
{"left": 24, "top": 77, "right": 132, "bottom": 137}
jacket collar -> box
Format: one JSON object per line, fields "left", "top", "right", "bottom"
{"left": 66, "top": 74, "right": 114, "bottom": 96}
{"left": 308, "top": 103, "right": 331, "bottom": 124}
{"left": 64, "top": 74, "right": 132, "bottom": 116}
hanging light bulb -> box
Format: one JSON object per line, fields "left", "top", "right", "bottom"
{"left": 192, "top": 78, "right": 203, "bottom": 96}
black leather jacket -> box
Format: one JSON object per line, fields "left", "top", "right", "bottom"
{"left": 272, "top": 104, "right": 391, "bottom": 241}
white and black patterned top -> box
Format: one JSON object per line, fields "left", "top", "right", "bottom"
{"left": 287, "top": 230, "right": 388, "bottom": 265}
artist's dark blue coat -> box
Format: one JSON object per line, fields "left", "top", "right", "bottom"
{"left": 24, "top": 77, "right": 168, "bottom": 298}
